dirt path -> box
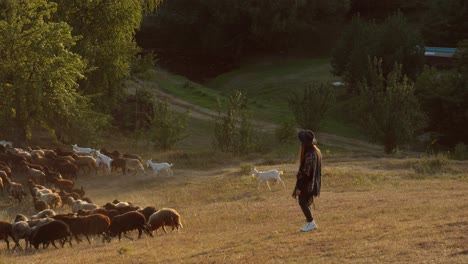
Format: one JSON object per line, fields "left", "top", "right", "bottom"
{"left": 151, "top": 88, "right": 385, "bottom": 154}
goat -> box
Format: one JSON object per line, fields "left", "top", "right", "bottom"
{"left": 146, "top": 160, "right": 173, "bottom": 176}
{"left": 72, "top": 144, "right": 94, "bottom": 154}
{"left": 250, "top": 167, "right": 286, "bottom": 191}
{"left": 94, "top": 150, "right": 112, "bottom": 174}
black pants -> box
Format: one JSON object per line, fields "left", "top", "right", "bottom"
{"left": 298, "top": 194, "right": 313, "bottom": 222}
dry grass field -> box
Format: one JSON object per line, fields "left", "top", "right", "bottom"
{"left": 0, "top": 154, "right": 467, "bottom": 263}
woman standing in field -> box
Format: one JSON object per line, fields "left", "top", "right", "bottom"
{"left": 293, "top": 130, "right": 322, "bottom": 232}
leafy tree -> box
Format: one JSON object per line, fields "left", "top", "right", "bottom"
{"left": 288, "top": 83, "right": 335, "bottom": 132}
{"left": 146, "top": 97, "right": 190, "bottom": 151}
{"left": 359, "top": 58, "right": 426, "bottom": 153}
{"left": 331, "top": 12, "right": 424, "bottom": 93}
{"left": 0, "top": 0, "right": 107, "bottom": 144}
{"left": 275, "top": 118, "right": 297, "bottom": 144}
{"left": 414, "top": 40, "right": 468, "bottom": 146}
{"left": 53, "top": 0, "right": 161, "bottom": 112}
{"left": 422, "top": 0, "right": 468, "bottom": 46}
{"left": 213, "top": 90, "right": 254, "bottom": 154}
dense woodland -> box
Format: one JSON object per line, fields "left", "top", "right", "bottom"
{"left": 0, "top": 0, "right": 467, "bottom": 154}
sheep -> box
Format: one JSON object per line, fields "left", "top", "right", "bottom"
{"left": 0, "top": 140, "right": 13, "bottom": 147}
{"left": 53, "top": 161, "right": 78, "bottom": 180}
{"left": 72, "top": 154, "right": 97, "bottom": 174}
{"left": 138, "top": 206, "right": 158, "bottom": 222}
{"left": 250, "top": 167, "right": 286, "bottom": 191}
{"left": 67, "top": 197, "right": 99, "bottom": 213}
{"left": 147, "top": 208, "right": 183, "bottom": 234}
{"left": 31, "top": 209, "right": 56, "bottom": 220}
{"left": 30, "top": 220, "right": 72, "bottom": 249}
{"left": 124, "top": 158, "right": 145, "bottom": 175}
{"left": 33, "top": 196, "right": 48, "bottom": 212}
{"left": 26, "top": 166, "right": 46, "bottom": 186}
{"left": 0, "top": 177, "right": 3, "bottom": 195}
{"left": 109, "top": 211, "right": 152, "bottom": 241}
{"left": 94, "top": 150, "right": 112, "bottom": 174}
{"left": 123, "top": 153, "right": 142, "bottom": 163}
{"left": 72, "top": 144, "right": 94, "bottom": 154}
{"left": 43, "top": 166, "right": 62, "bottom": 185}
{"left": 53, "top": 214, "right": 110, "bottom": 244}
{"left": 146, "top": 160, "right": 173, "bottom": 176}
{"left": 6, "top": 181, "right": 27, "bottom": 204}
{"left": 0, "top": 221, "right": 13, "bottom": 249}
{"left": 110, "top": 157, "right": 126, "bottom": 173}
{"left": 27, "top": 218, "right": 54, "bottom": 229}
{"left": 38, "top": 192, "right": 61, "bottom": 209}
{"left": 52, "top": 177, "right": 74, "bottom": 192}
{"left": 11, "top": 220, "right": 32, "bottom": 250}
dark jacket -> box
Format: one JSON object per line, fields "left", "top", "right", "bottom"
{"left": 294, "top": 146, "right": 322, "bottom": 204}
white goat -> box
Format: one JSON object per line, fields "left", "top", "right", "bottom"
{"left": 94, "top": 150, "right": 112, "bottom": 174}
{"left": 250, "top": 167, "right": 286, "bottom": 191}
{"left": 146, "top": 160, "right": 173, "bottom": 176}
{"left": 72, "top": 144, "right": 94, "bottom": 154}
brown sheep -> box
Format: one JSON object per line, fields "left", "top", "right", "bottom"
{"left": 147, "top": 208, "right": 183, "bottom": 234}
{"left": 53, "top": 214, "right": 110, "bottom": 244}
{"left": 0, "top": 221, "right": 13, "bottom": 249}
{"left": 72, "top": 154, "right": 97, "bottom": 175}
{"left": 110, "top": 157, "right": 126, "bottom": 173}
{"left": 109, "top": 211, "right": 152, "bottom": 241}
{"left": 52, "top": 177, "right": 74, "bottom": 192}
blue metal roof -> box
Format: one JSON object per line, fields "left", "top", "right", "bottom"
{"left": 424, "top": 47, "right": 457, "bottom": 57}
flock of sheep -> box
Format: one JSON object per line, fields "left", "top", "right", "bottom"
{"left": 0, "top": 141, "right": 181, "bottom": 251}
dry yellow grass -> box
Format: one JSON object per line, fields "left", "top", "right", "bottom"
{"left": 0, "top": 157, "right": 467, "bottom": 263}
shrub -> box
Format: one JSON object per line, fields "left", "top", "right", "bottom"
{"left": 452, "top": 143, "right": 467, "bottom": 160}
{"left": 411, "top": 154, "right": 450, "bottom": 175}
{"left": 240, "top": 164, "right": 253, "bottom": 175}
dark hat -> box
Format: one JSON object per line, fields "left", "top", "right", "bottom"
{"left": 298, "top": 130, "right": 316, "bottom": 146}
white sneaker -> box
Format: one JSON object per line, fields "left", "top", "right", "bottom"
{"left": 300, "top": 220, "right": 317, "bottom": 232}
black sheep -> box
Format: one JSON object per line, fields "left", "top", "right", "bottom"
{"left": 30, "top": 220, "right": 72, "bottom": 249}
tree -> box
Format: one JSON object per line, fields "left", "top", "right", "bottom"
{"left": 0, "top": 0, "right": 106, "bottom": 144}
{"left": 422, "top": 0, "right": 468, "bottom": 47}
{"left": 359, "top": 58, "right": 426, "bottom": 153}
{"left": 288, "top": 83, "right": 335, "bottom": 132}
{"left": 146, "top": 98, "right": 190, "bottom": 151}
{"left": 53, "top": 0, "right": 161, "bottom": 112}
{"left": 213, "top": 90, "right": 254, "bottom": 154}
{"left": 331, "top": 12, "right": 424, "bottom": 93}
{"left": 414, "top": 40, "right": 468, "bottom": 146}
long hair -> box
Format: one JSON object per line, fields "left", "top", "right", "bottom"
{"left": 299, "top": 144, "right": 315, "bottom": 168}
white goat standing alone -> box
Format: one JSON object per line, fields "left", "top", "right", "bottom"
{"left": 146, "top": 160, "right": 173, "bottom": 176}
{"left": 250, "top": 167, "right": 286, "bottom": 191}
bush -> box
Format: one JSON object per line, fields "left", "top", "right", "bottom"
{"left": 411, "top": 154, "right": 450, "bottom": 175}
{"left": 452, "top": 143, "right": 467, "bottom": 160}
{"left": 146, "top": 98, "right": 190, "bottom": 151}
{"left": 240, "top": 164, "right": 253, "bottom": 175}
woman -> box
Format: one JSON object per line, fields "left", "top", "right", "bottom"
{"left": 293, "top": 130, "right": 322, "bottom": 232}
